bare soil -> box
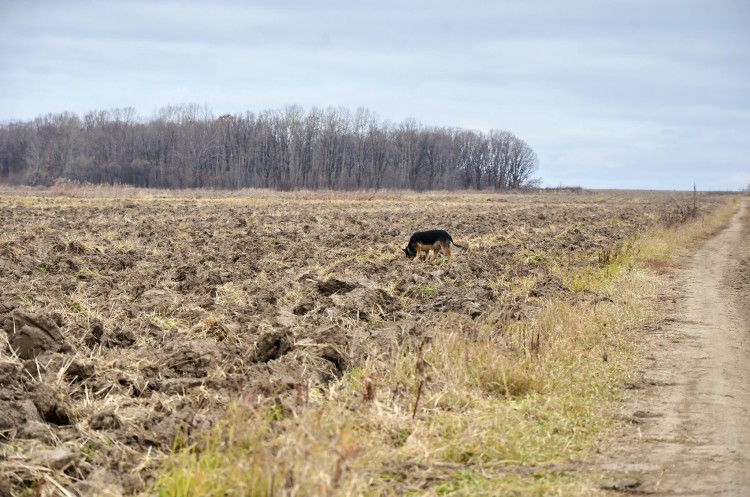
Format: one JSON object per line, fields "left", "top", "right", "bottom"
{"left": 600, "top": 199, "right": 750, "bottom": 496}
{"left": 0, "top": 189, "right": 736, "bottom": 495}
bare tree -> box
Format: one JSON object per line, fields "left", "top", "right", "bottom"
{"left": 506, "top": 136, "right": 540, "bottom": 188}
{"left": 0, "top": 105, "right": 541, "bottom": 191}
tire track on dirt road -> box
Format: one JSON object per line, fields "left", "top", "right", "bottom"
{"left": 601, "top": 198, "right": 750, "bottom": 496}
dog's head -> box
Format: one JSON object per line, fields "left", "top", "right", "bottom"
{"left": 403, "top": 245, "right": 417, "bottom": 258}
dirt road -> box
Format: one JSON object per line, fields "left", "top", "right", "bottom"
{"left": 602, "top": 199, "right": 750, "bottom": 496}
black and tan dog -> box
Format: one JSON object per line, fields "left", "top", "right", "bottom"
{"left": 403, "top": 230, "right": 466, "bottom": 260}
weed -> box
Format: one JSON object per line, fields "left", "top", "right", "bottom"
{"left": 160, "top": 318, "right": 176, "bottom": 331}
{"left": 421, "top": 286, "right": 438, "bottom": 299}
{"left": 435, "top": 470, "right": 490, "bottom": 495}
{"left": 82, "top": 441, "right": 98, "bottom": 460}
{"left": 69, "top": 300, "right": 87, "bottom": 314}
{"left": 73, "top": 267, "right": 98, "bottom": 280}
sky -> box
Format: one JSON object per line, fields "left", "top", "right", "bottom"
{"left": 1, "top": 0, "right": 748, "bottom": 190}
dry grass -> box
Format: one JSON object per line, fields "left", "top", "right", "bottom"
{"left": 0, "top": 187, "right": 738, "bottom": 496}
{"left": 152, "top": 290, "right": 651, "bottom": 495}
{"left": 152, "top": 213, "right": 717, "bottom": 496}
{"left": 153, "top": 195, "right": 738, "bottom": 496}
{"left": 635, "top": 196, "right": 740, "bottom": 265}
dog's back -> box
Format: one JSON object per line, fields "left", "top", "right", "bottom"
{"left": 409, "top": 229, "right": 453, "bottom": 246}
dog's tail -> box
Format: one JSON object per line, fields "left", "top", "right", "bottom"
{"left": 450, "top": 237, "right": 468, "bottom": 250}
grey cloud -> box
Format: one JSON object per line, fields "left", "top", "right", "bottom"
{"left": 1, "top": 0, "right": 748, "bottom": 189}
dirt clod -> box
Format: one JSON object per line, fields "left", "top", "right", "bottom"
{"left": 600, "top": 479, "right": 641, "bottom": 492}
{"left": 3, "top": 311, "right": 66, "bottom": 359}
{"left": 0, "top": 399, "right": 40, "bottom": 431}
{"left": 32, "top": 448, "right": 77, "bottom": 471}
{"left": 32, "top": 384, "right": 72, "bottom": 426}
{"left": 89, "top": 409, "right": 121, "bottom": 431}
{"left": 253, "top": 332, "right": 294, "bottom": 363}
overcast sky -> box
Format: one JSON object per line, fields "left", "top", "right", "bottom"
{"left": 1, "top": 0, "right": 748, "bottom": 190}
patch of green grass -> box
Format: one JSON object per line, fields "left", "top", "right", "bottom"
{"left": 154, "top": 402, "right": 373, "bottom": 497}
{"left": 434, "top": 471, "right": 490, "bottom": 495}
{"left": 160, "top": 318, "right": 177, "bottom": 331}
{"left": 82, "top": 441, "right": 99, "bottom": 460}
{"left": 69, "top": 300, "right": 87, "bottom": 314}
{"left": 73, "top": 267, "right": 98, "bottom": 279}
{"left": 16, "top": 294, "right": 32, "bottom": 308}
{"left": 421, "top": 286, "right": 438, "bottom": 299}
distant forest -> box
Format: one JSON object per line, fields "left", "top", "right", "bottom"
{"left": 0, "top": 104, "right": 540, "bottom": 191}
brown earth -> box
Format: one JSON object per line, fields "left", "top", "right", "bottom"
{"left": 0, "top": 189, "right": 735, "bottom": 495}
{"left": 600, "top": 199, "right": 750, "bottom": 495}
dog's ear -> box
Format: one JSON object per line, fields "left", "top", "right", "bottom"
{"left": 403, "top": 247, "right": 409, "bottom": 257}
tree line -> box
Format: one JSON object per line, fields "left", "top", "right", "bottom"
{"left": 0, "top": 104, "right": 540, "bottom": 191}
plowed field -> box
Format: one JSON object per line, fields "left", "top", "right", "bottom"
{"left": 0, "top": 189, "right": 730, "bottom": 495}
